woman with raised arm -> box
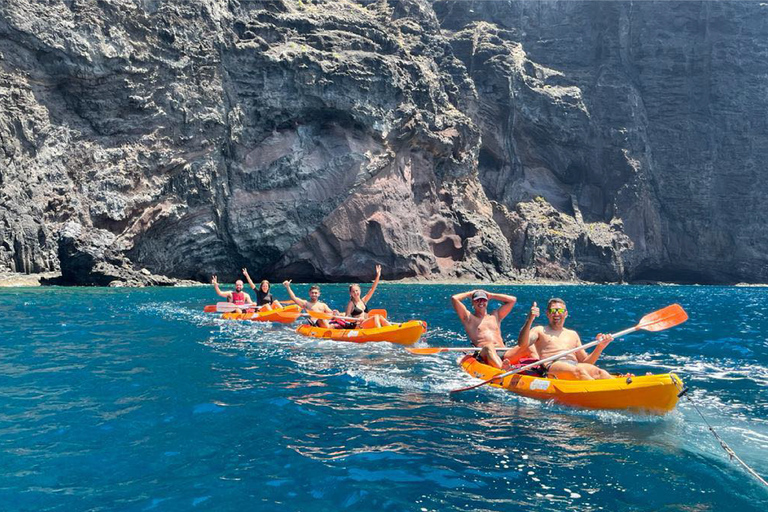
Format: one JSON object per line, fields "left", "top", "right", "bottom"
{"left": 242, "top": 268, "right": 283, "bottom": 311}
{"left": 339, "top": 265, "right": 391, "bottom": 329}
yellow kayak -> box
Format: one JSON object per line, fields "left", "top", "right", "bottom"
{"left": 296, "top": 320, "right": 427, "bottom": 345}
{"left": 460, "top": 355, "right": 682, "bottom": 414}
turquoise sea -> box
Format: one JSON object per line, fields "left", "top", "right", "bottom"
{"left": 1, "top": 284, "right": 767, "bottom": 510}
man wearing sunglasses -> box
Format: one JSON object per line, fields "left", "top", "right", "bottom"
{"left": 515, "top": 298, "right": 614, "bottom": 380}
{"left": 451, "top": 289, "right": 517, "bottom": 368}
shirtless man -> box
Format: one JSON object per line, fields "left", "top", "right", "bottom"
{"left": 515, "top": 298, "right": 613, "bottom": 380}
{"left": 283, "top": 280, "right": 335, "bottom": 328}
{"left": 451, "top": 289, "right": 517, "bottom": 369}
{"left": 212, "top": 275, "right": 254, "bottom": 311}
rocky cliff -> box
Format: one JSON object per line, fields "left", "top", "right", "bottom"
{"left": 1, "top": 0, "right": 766, "bottom": 285}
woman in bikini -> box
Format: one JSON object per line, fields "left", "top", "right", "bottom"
{"left": 339, "top": 265, "right": 390, "bottom": 329}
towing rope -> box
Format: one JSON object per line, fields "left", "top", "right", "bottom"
{"left": 677, "top": 386, "right": 768, "bottom": 489}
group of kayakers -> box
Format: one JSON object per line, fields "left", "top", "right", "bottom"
{"left": 212, "top": 265, "right": 388, "bottom": 330}
{"left": 212, "top": 268, "right": 616, "bottom": 381}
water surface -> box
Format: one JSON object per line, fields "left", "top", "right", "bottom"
{"left": 1, "top": 284, "right": 766, "bottom": 510}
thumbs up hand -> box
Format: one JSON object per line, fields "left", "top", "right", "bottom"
{"left": 529, "top": 301, "right": 540, "bottom": 318}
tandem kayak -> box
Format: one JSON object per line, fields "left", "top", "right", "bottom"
{"left": 459, "top": 355, "right": 683, "bottom": 414}
{"left": 221, "top": 304, "right": 301, "bottom": 324}
{"left": 296, "top": 320, "right": 427, "bottom": 346}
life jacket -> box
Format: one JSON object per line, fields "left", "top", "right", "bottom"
{"left": 510, "top": 357, "right": 547, "bottom": 377}
{"left": 231, "top": 291, "right": 246, "bottom": 305}
{"left": 256, "top": 291, "right": 274, "bottom": 306}
{"left": 331, "top": 319, "right": 356, "bottom": 329}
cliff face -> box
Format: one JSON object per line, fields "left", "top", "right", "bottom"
{"left": 434, "top": 0, "right": 768, "bottom": 283}
{"left": 1, "top": 0, "right": 766, "bottom": 285}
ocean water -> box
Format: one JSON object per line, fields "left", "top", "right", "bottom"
{"left": 1, "top": 284, "right": 767, "bottom": 511}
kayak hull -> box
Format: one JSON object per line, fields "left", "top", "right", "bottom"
{"left": 221, "top": 304, "right": 301, "bottom": 323}
{"left": 460, "top": 356, "right": 682, "bottom": 415}
{"left": 296, "top": 320, "right": 427, "bottom": 345}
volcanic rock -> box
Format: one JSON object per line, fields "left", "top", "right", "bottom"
{"left": 0, "top": 0, "right": 765, "bottom": 285}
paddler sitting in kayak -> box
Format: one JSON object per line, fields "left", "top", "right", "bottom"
{"left": 283, "top": 280, "right": 336, "bottom": 328}
{"left": 336, "top": 264, "right": 391, "bottom": 329}
{"left": 242, "top": 268, "right": 283, "bottom": 311}
{"left": 511, "top": 298, "right": 614, "bottom": 380}
{"left": 452, "top": 289, "right": 517, "bottom": 369}
{"left": 212, "top": 275, "right": 254, "bottom": 312}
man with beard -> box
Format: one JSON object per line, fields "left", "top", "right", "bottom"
{"left": 212, "top": 275, "right": 254, "bottom": 312}
{"left": 283, "top": 280, "right": 336, "bottom": 328}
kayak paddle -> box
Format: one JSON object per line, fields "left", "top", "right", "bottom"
{"left": 407, "top": 347, "right": 511, "bottom": 355}
{"left": 307, "top": 309, "right": 388, "bottom": 321}
{"left": 271, "top": 309, "right": 384, "bottom": 323}
{"left": 268, "top": 310, "right": 351, "bottom": 322}
{"left": 306, "top": 310, "right": 357, "bottom": 321}
{"left": 204, "top": 302, "right": 257, "bottom": 313}
{"left": 450, "top": 303, "right": 688, "bottom": 394}
{"left": 204, "top": 300, "right": 295, "bottom": 313}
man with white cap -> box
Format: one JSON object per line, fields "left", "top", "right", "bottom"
{"left": 451, "top": 289, "right": 517, "bottom": 368}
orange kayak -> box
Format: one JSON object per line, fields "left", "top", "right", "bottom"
{"left": 296, "top": 320, "right": 427, "bottom": 345}
{"left": 459, "top": 355, "right": 682, "bottom": 415}
{"left": 221, "top": 304, "right": 301, "bottom": 324}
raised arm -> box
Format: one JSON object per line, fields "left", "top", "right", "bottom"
{"left": 517, "top": 302, "right": 539, "bottom": 349}
{"left": 212, "top": 275, "right": 230, "bottom": 299}
{"left": 282, "top": 280, "right": 307, "bottom": 308}
{"left": 242, "top": 268, "right": 257, "bottom": 290}
{"left": 489, "top": 292, "right": 517, "bottom": 320}
{"left": 362, "top": 264, "right": 382, "bottom": 303}
{"left": 577, "top": 333, "right": 614, "bottom": 365}
{"left": 451, "top": 290, "right": 473, "bottom": 323}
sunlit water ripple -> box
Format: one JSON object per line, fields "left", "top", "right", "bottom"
{"left": 1, "top": 284, "right": 767, "bottom": 510}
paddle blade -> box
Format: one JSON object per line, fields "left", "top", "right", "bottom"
{"left": 368, "top": 309, "right": 387, "bottom": 319}
{"left": 637, "top": 304, "right": 688, "bottom": 332}
{"left": 406, "top": 347, "right": 447, "bottom": 355}
{"left": 306, "top": 310, "right": 334, "bottom": 320}
{"left": 272, "top": 310, "right": 303, "bottom": 322}
{"left": 209, "top": 302, "right": 252, "bottom": 313}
